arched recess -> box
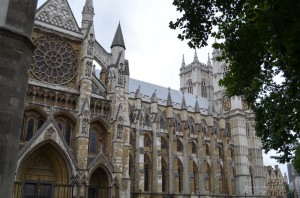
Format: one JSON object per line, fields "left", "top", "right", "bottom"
{"left": 204, "top": 161, "right": 211, "bottom": 193}
{"left": 177, "top": 158, "right": 184, "bottom": 193}
{"left": 54, "top": 112, "right": 76, "bottom": 146}
{"left": 16, "top": 141, "right": 72, "bottom": 197}
{"left": 161, "top": 157, "right": 168, "bottom": 193}
{"left": 249, "top": 166, "right": 255, "bottom": 195}
{"left": 21, "top": 107, "right": 47, "bottom": 141}
{"left": 89, "top": 120, "right": 109, "bottom": 155}
{"left": 88, "top": 164, "right": 115, "bottom": 198}
{"left": 144, "top": 154, "right": 152, "bottom": 192}
{"left": 192, "top": 160, "right": 198, "bottom": 193}
{"left": 129, "top": 154, "right": 135, "bottom": 192}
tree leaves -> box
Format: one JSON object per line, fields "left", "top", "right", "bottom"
{"left": 170, "top": 0, "right": 300, "bottom": 162}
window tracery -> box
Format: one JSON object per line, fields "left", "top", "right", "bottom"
{"left": 55, "top": 116, "right": 74, "bottom": 145}
{"left": 201, "top": 80, "right": 207, "bottom": 98}
{"left": 20, "top": 110, "right": 46, "bottom": 141}
{"left": 31, "top": 36, "right": 77, "bottom": 85}
{"left": 187, "top": 81, "right": 193, "bottom": 94}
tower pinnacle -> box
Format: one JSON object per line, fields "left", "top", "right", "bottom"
{"left": 193, "top": 49, "right": 199, "bottom": 62}
{"left": 81, "top": 0, "right": 94, "bottom": 32}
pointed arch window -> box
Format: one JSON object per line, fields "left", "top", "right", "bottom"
{"left": 160, "top": 117, "right": 166, "bottom": 130}
{"left": 117, "top": 123, "right": 123, "bottom": 139}
{"left": 89, "top": 130, "right": 97, "bottom": 154}
{"left": 201, "top": 80, "right": 207, "bottom": 98}
{"left": 26, "top": 118, "right": 35, "bottom": 141}
{"left": 188, "top": 81, "right": 193, "bottom": 94}
{"left": 65, "top": 123, "right": 71, "bottom": 145}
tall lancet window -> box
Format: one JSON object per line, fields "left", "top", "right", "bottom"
{"left": 188, "top": 81, "right": 193, "bottom": 94}
{"left": 201, "top": 80, "right": 207, "bottom": 98}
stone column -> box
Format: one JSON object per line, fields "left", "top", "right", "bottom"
{"left": 151, "top": 123, "right": 162, "bottom": 194}
{"left": 0, "top": 0, "right": 37, "bottom": 197}
{"left": 168, "top": 123, "right": 175, "bottom": 193}
{"left": 135, "top": 121, "right": 145, "bottom": 192}
{"left": 183, "top": 125, "right": 190, "bottom": 193}
{"left": 196, "top": 125, "right": 205, "bottom": 194}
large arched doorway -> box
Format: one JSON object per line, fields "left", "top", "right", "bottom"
{"left": 88, "top": 167, "right": 111, "bottom": 198}
{"left": 16, "top": 143, "right": 71, "bottom": 198}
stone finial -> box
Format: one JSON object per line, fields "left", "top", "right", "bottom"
{"left": 167, "top": 87, "right": 173, "bottom": 107}
{"left": 181, "top": 92, "right": 187, "bottom": 110}
{"left": 194, "top": 95, "right": 200, "bottom": 113}
{"left": 181, "top": 54, "right": 186, "bottom": 69}
{"left": 135, "top": 86, "right": 141, "bottom": 99}
{"left": 81, "top": 0, "right": 94, "bottom": 31}
{"left": 151, "top": 90, "right": 158, "bottom": 103}
{"left": 207, "top": 53, "right": 212, "bottom": 66}
{"left": 193, "top": 49, "right": 199, "bottom": 63}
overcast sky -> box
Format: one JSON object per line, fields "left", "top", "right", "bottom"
{"left": 37, "top": 0, "right": 289, "bottom": 179}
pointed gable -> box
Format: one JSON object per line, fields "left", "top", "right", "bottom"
{"left": 35, "top": 0, "right": 81, "bottom": 34}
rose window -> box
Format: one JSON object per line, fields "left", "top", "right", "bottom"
{"left": 31, "top": 36, "right": 77, "bottom": 84}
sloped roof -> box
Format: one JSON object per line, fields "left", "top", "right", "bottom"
{"left": 129, "top": 78, "right": 209, "bottom": 112}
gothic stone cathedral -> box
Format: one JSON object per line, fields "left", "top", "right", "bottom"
{"left": 13, "top": 0, "right": 267, "bottom": 197}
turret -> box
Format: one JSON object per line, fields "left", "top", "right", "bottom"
{"left": 81, "top": 0, "right": 94, "bottom": 34}
{"left": 151, "top": 90, "right": 158, "bottom": 114}
{"left": 180, "top": 54, "right": 186, "bottom": 70}
{"left": 193, "top": 49, "right": 199, "bottom": 63}
{"left": 111, "top": 23, "right": 126, "bottom": 64}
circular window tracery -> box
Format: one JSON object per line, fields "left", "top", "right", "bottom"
{"left": 31, "top": 36, "right": 77, "bottom": 85}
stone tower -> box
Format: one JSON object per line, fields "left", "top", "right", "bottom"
{"left": 211, "top": 48, "right": 266, "bottom": 196}
{"left": 0, "top": 0, "right": 37, "bottom": 197}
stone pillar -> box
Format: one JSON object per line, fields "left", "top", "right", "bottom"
{"left": 0, "top": 0, "right": 37, "bottom": 197}
{"left": 168, "top": 123, "right": 175, "bottom": 193}
{"left": 197, "top": 125, "right": 205, "bottom": 194}
{"left": 135, "top": 121, "right": 145, "bottom": 192}
{"left": 231, "top": 116, "right": 249, "bottom": 195}
{"left": 183, "top": 125, "right": 190, "bottom": 193}
{"left": 151, "top": 123, "right": 162, "bottom": 194}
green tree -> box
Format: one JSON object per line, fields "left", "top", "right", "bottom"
{"left": 170, "top": 0, "right": 300, "bottom": 163}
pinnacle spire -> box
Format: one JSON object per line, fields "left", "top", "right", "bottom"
{"left": 167, "top": 87, "right": 173, "bottom": 107}
{"left": 181, "top": 54, "right": 186, "bottom": 68}
{"left": 151, "top": 90, "right": 158, "bottom": 103}
{"left": 194, "top": 96, "right": 200, "bottom": 113}
{"left": 193, "top": 49, "right": 199, "bottom": 62}
{"left": 181, "top": 93, "right": 187, "bottom": 110}
{"left": 111, "top": 22, "right": 126, "bottom": 49}
{"left": 135, "top": 86, "right": 141, "bottom": 99}
{"left": 81, "top": 0, "right": 94, "bottom": 31}
{"left": 207, "top": 53, "right": 212, "bottom": 66}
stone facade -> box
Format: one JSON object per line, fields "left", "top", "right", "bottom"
{"left": 11, "top": 0, "right": 267, "bottom": 197}
{"left": 265, "top": 165, "right": 287, "bottom": 198}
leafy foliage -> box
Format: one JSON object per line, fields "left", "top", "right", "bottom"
{"left": 170, "top": 0, "right": 300, "bottom": 162}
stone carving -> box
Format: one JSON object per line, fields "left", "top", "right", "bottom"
{"left": 72, "top": 171, "right": 88, "bottom": 185}
{"left": 242, "top": 98, "right": 249, "bottom": 111}
{"left": 31, "top": 36, "right": 77, "bottom": 85}
{"left": 82, "top": 110, "right": 90, "bottom": 134}
{"left": 222, "top": 95, "right": 231, "bottom": 111}
{"left": 36, "top": 0, "right": 79, "bottom": 32}
{"left": 85, "top": 61, "right": 92, "bottom": 77}
{"left": 45, "top": 126, "right": 56, "bottom": 139}
{"left": 87, "top": 33, "right": 95, "bottom": 56}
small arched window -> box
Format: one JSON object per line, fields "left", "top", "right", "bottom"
{"left": 160, "top": 117, "right": 166, "bottom": 130}
{"left": 188, "top": 81, "right": 193, "bottom": 94}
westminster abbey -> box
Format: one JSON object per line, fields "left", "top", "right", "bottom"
{"left": 12, "top": 0, "right": 268, "bottom": 197}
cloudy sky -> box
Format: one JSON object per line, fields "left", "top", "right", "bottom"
{"left": 37, "top": 0, "right": 288, "bottom": 178}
